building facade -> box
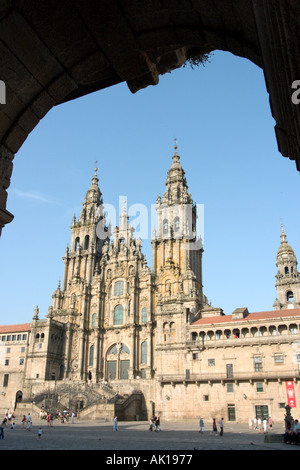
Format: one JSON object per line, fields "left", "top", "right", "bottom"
{"left": 1, "top": 146, "right": 300, "bottom": 423}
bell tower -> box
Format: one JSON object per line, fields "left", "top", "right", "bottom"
{"left": 274, "top": 225, "right": 300, "bottom": 310}
{"left": 152, "top": 143, "right": 204, "bottom": 307}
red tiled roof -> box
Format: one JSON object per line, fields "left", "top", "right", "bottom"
{"left": 191, "top": 308, "right": 300, "bottom": 326}
{"left": 0, "top": 323, "right": 31, "bottom": 334}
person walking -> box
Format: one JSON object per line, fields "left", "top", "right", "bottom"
{"left": 155, "top": 417, "right": 161, "bottom": 432}
{"left": 113, "top": 416, "right": 119, "bottom": 431}
{"left": 263, "top": 418, "right": 268, "bottom": 433}
{"left": 0, "top": 425, "right": 4, "bottom": 440}
{"left": 219, "top": 418, "right": 224, "bottom": 436}
{"left": 257, "top": 418, "right": 262, "bottom": 433}
{"left": 199, "top": 418, "right": 205, "bottom": 433}
{"left": 212, "top": 418, "right": 218, "bottom": 434}
{"left": 268, "top": 416, "right": 273, "bottom": 430}
{"left": 37, "top": 427, "right": 43, "bottom": 440}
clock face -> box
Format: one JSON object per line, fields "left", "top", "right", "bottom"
{"left": 287, "top": 303, "right": 295, "bottom": 309}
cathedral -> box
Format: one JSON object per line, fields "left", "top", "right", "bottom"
{"left": 1, "top": 145, "right": 300, "bottom": 423}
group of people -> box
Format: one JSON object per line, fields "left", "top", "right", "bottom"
{"left": 199, "top": 418, "right": 224, "bottom": 436}
{"left": 249, "top": 416, "right": 272, "bottom": 433}
{"left": 283, "top": 418, "right": 300, "bottom": 445}
{"left": 149, "top": 416, "right": 161, "bottom": 432}
{"left": 39, "top": 409, "right": 76, "bottom": 424}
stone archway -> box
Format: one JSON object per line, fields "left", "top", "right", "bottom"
{"left": 0, "top": 1, "right": 299, "bottom": 235}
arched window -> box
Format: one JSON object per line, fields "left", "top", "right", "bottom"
{"left": 113, "top": 305, "right": 123, "bottom": 325}
{"left": 107, "top": 344, "right": 118, "bottom": 355}
{"left": 141, "top": 308, "right": 148, "bottom": 323}
{"left": 91, "top": 313, "right": 97, "bottom": 327}
{"left": 141, "top": 342, "right": 147, "bottom": 364}
{"left": 114, "top": 281, "right": 124, "bottom": 296}
{"left": 287, "top": 291, "right": 294, "bottom": 302}
{"left": 163, "top": 219, "right": 169, "bottom": 234}
{"left": 174, "top": 216, "right": 180, "bottom": 232}
{"left": 285, "top": 266, "right": 289, "bottom": 275}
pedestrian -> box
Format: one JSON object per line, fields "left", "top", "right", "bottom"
{"left": 253, "top": 417, "right": 257, "bottom": 430}
{"left": 26, "top": 413, "right": 31, "bottom": 425}
{"left": 113, "top": 416, "right": 119, "bottom": 431}
{"left": 10, "top": 421, "right": 16, "bottom": 429}
{"left": 257, "top": 418, "right": 262, "bottom": 433}
{"left": 219, "top": 418, "right": 224, "bottom": 436}
{"left": 212, "top": 418, "right": 218, "bottom": 434}
{"left": 0, "top": 426, "right": 4, "bottom": 440}
{"left": 263, "top": 418, "right": 268, "bottom": 433}
{"left": 21, "top": 415, "right": 26, "bottom": 427}
{"left": 155, "top": 417, "right": 161, "bottom": 432}
{"left": 37, "top": 427, "right": 43, "bottom": 440}
{"left": 199, "top": 418, "right": 205, "bottom": 433}
{"left": 71, "top": 411, "right": 75, "bottom": 424}
{"left": 149, "top": 417, "right": 154, "bottom": 431}
{"left": 268, "top": 416, "right": 273, "bottom": 430}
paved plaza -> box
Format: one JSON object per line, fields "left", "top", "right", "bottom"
{"left": 0, "top": 418, "right": 298, "bottom": 451}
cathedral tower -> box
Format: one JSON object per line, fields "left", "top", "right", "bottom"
{"left": 274, "top": 225, "right": 300, "bottom": 310}
{"left": 152, "top": 144, "right": 207, "bottom": 379}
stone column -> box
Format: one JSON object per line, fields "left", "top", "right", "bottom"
{"left": 0, "top": 145, "right": 14, "bottom": 236}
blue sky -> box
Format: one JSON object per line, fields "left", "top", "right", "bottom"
{"left": 0, "top": 50, "right": 299, "bottom": 325}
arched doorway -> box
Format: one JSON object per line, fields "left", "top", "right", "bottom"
{"left": 15, "top": 390, "right": 23, "bottom": 410}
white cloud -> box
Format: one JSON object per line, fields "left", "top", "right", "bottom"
{"left": 12, "top": 189, "right": 58, "bottom": 204}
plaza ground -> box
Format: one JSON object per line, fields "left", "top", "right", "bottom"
{"left": 0, "top": 418, "right": 298, "bottom": 451}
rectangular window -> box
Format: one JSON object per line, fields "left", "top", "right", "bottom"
{"left": 227, "top": 383, "right": 234, "bottom": 393}
{"left": 203, "top": 395, "right": 209, "bottom": 401}
{"left": 274, "top": 354, "right": 284, "bottom": 364}
{"left": 254, "top": 356, "right": 262, "bottom": 372}
{"left": 3, "top": 374, "right": 9, "bottom": 387}
{"left": 19, "top": 358, "right": 24, "bottom": 366}
{"left": 193, "top": 353, "right": 199, "bottom": 360}
{"left": 256, "top": 382, "right": 264, "bottom": 392}
{"left": 17, "top": 335, "right": 21, "bottom": 341}
{"left": 22, "top": 334, "right": 27, "bottom": 341}
{"left": 226, "top": 364, "right": 233, "bottom": 378}
{"left": 5, "top": 359, "right": 9, "bottom": 366}
{"left": 208, "top": 359, "right": 215, "bottom": 366}
{"left": 12, "top": 335, "right": 16, "bottom": 341}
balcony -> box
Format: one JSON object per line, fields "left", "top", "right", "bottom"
{"left": 186, "top": 332, "right": 300, "bottom": 350}
{"left": 158, "top": 369, "right": 300, "bottom": 385}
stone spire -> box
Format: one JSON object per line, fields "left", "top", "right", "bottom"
{"left": 274, "top": 224, "right": 300, "bottom": 309}
{"left": 78, "top": 167, "right": 103, "bottom": 224}
{"left": 161, "top": 142, "right": 192, "bottom": 207}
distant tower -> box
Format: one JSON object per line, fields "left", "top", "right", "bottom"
{"left": 274, "top": 225, "right": 300, "bottom": 310}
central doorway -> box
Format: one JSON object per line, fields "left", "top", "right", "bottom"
{"left": 255, "top": 405, "right": 269, "bottom": 420}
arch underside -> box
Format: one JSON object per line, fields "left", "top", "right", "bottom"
{"left": 0, "top": 0, "right": 299, "bottom": 233}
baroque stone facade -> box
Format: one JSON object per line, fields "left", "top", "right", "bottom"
{"left": 1, "top": 146, "right": 300, "bottom": 423}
